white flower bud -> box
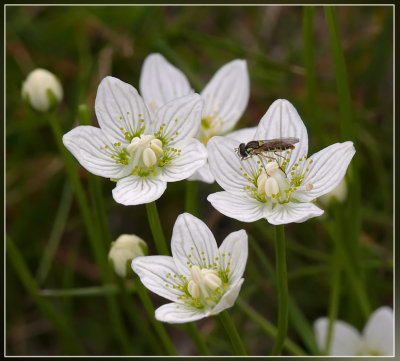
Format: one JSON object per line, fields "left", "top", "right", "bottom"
{"left": 21, "top": 68, "right": 63, "bottom": 112}
{"left": 108, "top": 234, "right": 148, "bottom": 277}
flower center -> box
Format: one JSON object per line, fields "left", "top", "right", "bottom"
{"left": 240, "top": 155, "right": 314, "bottom": 204}
{"left": 187, "top": 265, "right": 222, "bottom": 301}
{"left": 127, "top": 134, "right": 164, "bottom": 168}
{"left": 199, "top": 112, "right": 223, "bottom": 144}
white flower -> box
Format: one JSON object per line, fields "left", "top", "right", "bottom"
{"left": 63, "top": 76, "right": 207, "bottom": 206}
{"left": 108, "top": 234, "right": 148, "bottom": 277}
{"left": 207, "top": 99, "right": 356, "bottom": 225}
{"left": 140, "top": 53, "right": 249, "bottom": 183}
{"left": 314, "top": 306, "right": 393, "bottom": 356}
{"left": 22, "top": 68, "right": 63, "bottom": 112}
{"left": 131, "top": 213, "right": 248, "bottom": 323}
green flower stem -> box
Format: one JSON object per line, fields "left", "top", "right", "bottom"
{"left": 145, "top": 201, "right": 170, "bottom": 256}
{"left": 271, "top": 224, "right": 289, "bottom": 356}
{"left": 236, "top": 298, "right": 306, "bottom": 356}
{"left": 47, "top": 113, "right": 134, "bottom": 354}
{"left": 7, "top": 236, "right": 85, "bottom": 355}
{"left": 325, "top": 242, "right": 342, "bottom": 355}
{"left": 133, "top": 273, "right": 177, "bottom": 355}
{"left": 144, "top": 202, "right": 210, "bottom": 355}
{"left": 217, "top": 310, "right": 247, "bottom": 356}
{"left": 36, "top": 181, "right": 73, "bottom": 285}
{"left": 185, "top": 180, "right": 199, "bottom": 217}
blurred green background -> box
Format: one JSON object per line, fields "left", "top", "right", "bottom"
{"left": 6, "top": 5, "right": 393, "bottom": 356}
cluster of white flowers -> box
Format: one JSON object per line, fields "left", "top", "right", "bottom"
{"left": 28, "top": 54, "right": 390, "bottom": 355}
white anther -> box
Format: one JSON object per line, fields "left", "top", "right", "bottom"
{"left": 188, "top": 280, "right": 201, "bottom": 298}
{"left": 142, "top": 148, "right": 157, "bottom": 167}
{"left": 190, "top": 265, "right": 203, "bottom": 284}
{"left": 257, "top": 173, "right": 268, "bottom": 193}
{"left": 127, "top": 137, "right": 141, "bottom": 153}
{"left": 150, "top": 139, "right": 164, "bottom": 156}
{"left": 204, "top": 273, "right": 222, "bottom": 290}
{"left": 305, "top": 182, "right": 313, "bottom": 191}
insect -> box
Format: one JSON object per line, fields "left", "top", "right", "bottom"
{"left": 235, "top": 137, "right": 300, "bottom": 161}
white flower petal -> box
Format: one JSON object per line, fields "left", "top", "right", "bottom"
{"left": 139, "top": 53, "right": 192, "bottom": 114}
{"left": 207, "top": 136, "right": 261, "bottom": 194}
{"left": 314, "top": 318, "right": 362, "bottom": 356}
{"left": 207, "top": 191, "right": 266, "bottom": 222}
{"left": 219, "top": 230, "right": 248, "bottom": 284}
{"left": 152, "top": 93, "right": 203, "bottom": 145}
{"left": 226, "top": 126, "right": 257, "bottom": 143}
{"left": 95, "top": 76, "right": 151, "bottom": 143}
{"left": 201, "top": 59, "right": 249, "bottom": 133}
{"left": 158, "top": 139, "right": 207, "bottom": 182}
{"left": 112, "top": 175, "right": 166, "bottom": 206}
{"left": 62, "top": 125, "right": 132, "bottom": 178}
{"left": 188, "top": 163, "right": 215, "bottom": 183}
{"left": 171, "top": 213, "right": 219, "bottom": 277}
{"left": 363, "top": 307, "right": 393, "bottom": 356}
{"left": 255, "top": 99, "right": 308, "bottom": 169}
{"left": 211, "top": 279, "right": 244, "bottom": 315}
{"left": 266, "top": 202, "right": 324, "bottom": 225}
{"left": 131, "top": 256, "right": 184, "bottom": 304}
{"left": 155, "top": 302, "right": 207, "bottom": 324}
{"left": 297, "top": 141, "right": 356, "bottom": 202}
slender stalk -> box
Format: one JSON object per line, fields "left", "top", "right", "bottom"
{"left": 145, "top": 201, "right": 170, "bottom": 255}
{"left": 217, "top": 310, "right": 247, "bottom": 356}
{"left": 133, "top": 274, "right": 177, "bottom": 355}
{"left": 7, "top": 236, "right": 84, "bottom": 354}
{"left": 36, "top": 181, "right": 73, "bottom": 285}
{"left": 236, "top": 298, "right": 306, "bottom": 356}
{"left": 271, "top": 224, "right": 289, "bottom": 355}
{"left": 185, "top": 180, "right": 199, "bottom": 217}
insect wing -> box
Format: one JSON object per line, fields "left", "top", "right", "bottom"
{"left": 258, "top": 137, "right": 300, "bottom": 152}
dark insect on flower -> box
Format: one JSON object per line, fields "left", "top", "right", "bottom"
{"left": 235, "top": 137, "right": 300, "bottom": 161}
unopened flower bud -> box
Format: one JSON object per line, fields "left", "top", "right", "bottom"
{"left": 21, "top": 68, "right": 63, "bottom": 112}
{"left": 108, "top": 234, "right": 148, "bottom": 277}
